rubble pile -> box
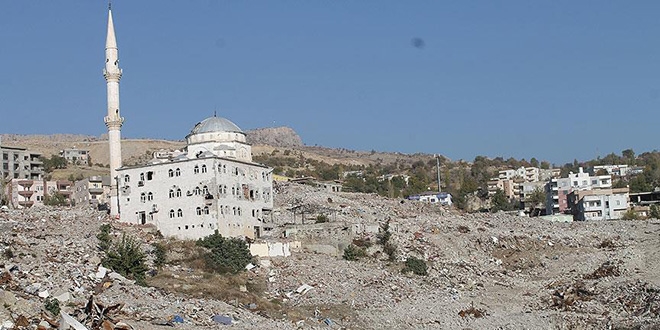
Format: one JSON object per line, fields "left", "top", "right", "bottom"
{"left": 0, "top": 207, "right": 294, "bottom": 330}
{"left": 1, "top": 183, "right": 659, "bottom": 329}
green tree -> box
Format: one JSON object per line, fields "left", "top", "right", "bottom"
{"left": 343, "top": 245, "right": 367, "bottom": 261}
{"left": 96, "top": 224, "right": 113, "bottom": 252}
{"left": 402, "top": 257, "right": 428, "bottom": 276}
{"left": 44, "top": 192, "right": 68, "bottom": 206}
{"left": 527, "top": 188, "right": 546, "bottom": 216}
{"left": 650, "top": 204, "right": 660, "bottom": 219}
{"left": 490, "top": 189, "right": 513, "bottom": 212}
{"left": 196, "top": 231, "right": 254, "bottom": 274}
{"left": 102, "top": 234, "right": 148, "bottom": 285}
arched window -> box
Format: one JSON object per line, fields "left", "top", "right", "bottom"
{"left": 124, "top": 175, "right": 130, "bottom": 183}
{"left": 168, "top": 169, "right": 174, "bottom": 177}
{"left": 202, "top": 186, "right": 209, "bottom": 195}
{"left": 194, "top": 165, "right": 199, "bottom": 174}
{"left": 238, "top": 207, "right": 242, "bottom": 216}
{"left": 147, "top": 192, "right": 153, "bottom": 201}
{"left": 232, "top": 207, "right": 236, "bottom": 215}
{"left": 201, "top": 165, "right": 207, "bottom": 173}
{"left": 196, "top": 207, "right": 202, "bottom": 215}
{"left": 169, "top": 209, "right": 175, "bottom": 218}
{"left": 194, "top": 186, "right": 201, "bottom": 195}
{"left": 177, "top": 209, "right": 183, "bottom": 217}
{"left": 220, "top": 205, "right": 224, "bottom": 214}
{"left": 140, "top": 193, "right": 146, "bottom": 203}
{"left": 175, "top": 168, "right": 181, "bottom": 176}
{"left": 231, "top": 187, "right": 235, "bottom": 195}
{"left": 203, "top": 206, "right": 209, "bottom": 214}
{"left": 169, "top": 189, "right": 174, "bottom": 198}
{"left": 176, "top": 188, "right": 182, "bottom": 197}
{"left": 223, "top": 165, "right": 227, "bottom": 173}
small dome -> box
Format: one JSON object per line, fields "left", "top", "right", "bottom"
{"left": 190, "top": 116, "right": 242, "bottom": 135}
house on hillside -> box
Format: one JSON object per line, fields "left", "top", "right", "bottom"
{"left": 407, "top": 192, "right": 452, "bottom": 206}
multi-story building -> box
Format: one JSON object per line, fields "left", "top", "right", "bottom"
{"left": 60, "top": 148, "right": 90, "bottom": 165}
{"left": 568, "top": 188, "right": 629, "bottom": 221}
{"left": 407, "top": 192, "right": 453, "bottom": 206}
{"left": 546, "top": 167, "right": 612, "bottom": 215}
{"left": 1, "top": 145, "right": 43, "bottom": 181}
{"left": 4, "top": 179, "right": 73, "bottom": 208}
{"left": 117, "top": 116, "right": 274, "bottom": 240}
{"left": 72, "top": 176, "right": 110, "bottom": 206}
{"left": 520, "top": 181, "right": 546, "bottom": 210}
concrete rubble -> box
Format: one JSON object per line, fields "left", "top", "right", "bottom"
{"left": 1, "top": 183, "right": 659, "bottom": 329}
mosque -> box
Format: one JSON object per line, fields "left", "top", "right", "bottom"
{"left": 103, "top": 6, "right": 274, "bottom": 240}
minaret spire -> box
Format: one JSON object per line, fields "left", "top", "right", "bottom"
{"left": 103, "top": 4, "right": 124, "bottom": 218}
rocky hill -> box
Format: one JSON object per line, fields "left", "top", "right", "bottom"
{"left": 245, "top": 127, "right": 303, "bottom": 148}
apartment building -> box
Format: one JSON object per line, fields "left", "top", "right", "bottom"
{"left": 0, "top": 145, "right": 43, "bottom": 181}
{"left": 546, "top": 167, "right": 612, "bottom": 215}
{"left": 60, "top": 148, "right": 90, "bottom": 165}
{"left": 568, "top": 187, "right": 630, "bottom": 221}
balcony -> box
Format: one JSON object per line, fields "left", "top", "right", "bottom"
{"left": 88, "top": 188, "right": 104, "bottom": 194}
{"left": 17, "top": 190, "right": 34, "bottom": 197}
{"left": 18, "top": 200, "right": 34, "bottom": 207}
{"left": 17, "top": 180, "right": 34, "bottom": 187}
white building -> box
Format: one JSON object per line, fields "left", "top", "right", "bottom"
{"left": 570, "top": 188, "right": 629, "bottom": 221}
{"left": 60, "top": 148, "right": 90, "bottom": 165}
{"left": 407, "top": 192, "right": 452, "bottom": 206}
{"left": 117, "top": 116, "right": 274, "bottom": 240}
{"left": 546, "top": 167, "right": 613, "bottom": 215}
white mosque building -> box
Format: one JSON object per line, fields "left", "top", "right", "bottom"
{"left": 104, "top": 7, "right": 273, "bottom": 240}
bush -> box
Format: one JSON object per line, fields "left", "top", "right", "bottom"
{"left": 315, "top": 214, "right": 329, "bottom": 223}
{"left": 621, "top": 209, "right": 639, "bottom": 220}
{"left": 343, "top": 244, "right": 367, "bottom": 261}
{"left": 102, "top": 234, "right": 148, "bottom": 285}
{"left": 378, "top": 220, "right": 392, "bottom": 246}
{"left": 44, "top": 298, "right": 60, "bottom": 316}
{"left": 650, "top": 204, "right": 660, "bottom": 219}
{"left": 152, "top": 243, "right": 167, "bottom": 269}
{"left": 402, "top": 256, "right": 428, "bottom": 276}
{"left": 96, "top": 224, "right": 113, "bottom": 252}
{"left": 44, "top": 192, "right": 68, "bottom": 206}
{"left": 383, "top": 243, "right": 397, "bottom": 262}
{"left": 196, "top": 231, "right": 254, "bottom": 274}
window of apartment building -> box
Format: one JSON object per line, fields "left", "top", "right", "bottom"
{"left": 592, "top": 180, "right": 597, "bottom": 185}
{"left": 194, "top": 165, "right": 199, "bottom": 174}
{"left": 582, "top": 180, "right": 587, "bottom": 186}
{"left": 2, "top": 153, "right": 7, "bottom": 160}
{"left": 177, "top": 209, "right": 183, "bottom": 217}
{"left": 573, "top": 181, "right": 578, "bottom": 186}
{"left": 201, "top": 165, "right": 207, "bottom": 173}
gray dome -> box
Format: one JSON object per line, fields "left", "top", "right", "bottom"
{"left": 190, "top": 116, "right": 243, "bottom": 135}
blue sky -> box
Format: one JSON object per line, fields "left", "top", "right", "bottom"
{"left": 0, "top": 1, "right": 658, "bottom": 164}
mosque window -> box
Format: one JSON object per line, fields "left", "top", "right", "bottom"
{"left": 194, "top": 165, "right": 199, "bottom": 174}
{"left": 147, "top": 192, "right": 153, "bottom": 201}
{"left": 168, "top": 169, "right": 174, "bottom": 177}
{"left": 202, "top": 186, "right": 209, "bottom": 195}
{"left": 176, "top": 188, "right": 182, "bottom": 197}
{"left": 147, "top": 171, "right": 154, "bottom": 180}
{"left": 194, "top": 186, "right": 201, "bottom": 195}
{"left": 203, "top": 206, "right": 209, "bottom": 215}
{"left": 220, "top": 205, "right": 224, "bottom": 214}
{"left": 169, "top": 209, "right": 175, "bottom": 218}
{"left": 140, "top": 193, "right": 146, "bottom": 203}
{"left": 140, "top": 173, "right": 145, "bottom": 181}
{"left": 196, "top": 207, "right": 202, "bottom": 216}
{"left": 124, "top": 175, "right": 130, "bottom": 183}
{"left": 175, "top": 168, "right": 181, "bottom": 176}
{"left": 169, "top": 189, "right": 174, "bottom": 198}
{"left": 232, "top": 207, "right": 236, "bottom": 215}
{"left": 177, "top": 209, "right": 183, "bottom": 217}
{"left": 201, "top": 165, "right": 207, "bottom": 173}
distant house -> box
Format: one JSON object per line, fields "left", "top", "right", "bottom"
{"left": 60, "top": 148, "right": 90, "bottom": 165}
{"left": 567, "top": 187, "right": 629, "bottom": 221}
{"left": 407, "top": 192, "right": 452, "bottom": 206}
{"left": 72, "top": 176, "right": 111, "bottom": 206}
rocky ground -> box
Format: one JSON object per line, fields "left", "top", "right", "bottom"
{"left": 1, "top": 184, "right": 659, "bottom": 329}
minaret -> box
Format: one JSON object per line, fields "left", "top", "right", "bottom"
{"left": 103, "top": 4, "right": 124, "bottom": 217}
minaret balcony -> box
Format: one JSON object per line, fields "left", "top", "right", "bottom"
{"left": 103, "top": 68, "right": 123, "bottom": 81}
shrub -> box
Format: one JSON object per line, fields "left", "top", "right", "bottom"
{"left": 378, "top": 220, "right": 392, "bottom": 246}
{"left": 650, "top": 204, "right": 660, "bottom": 219}
{"left": 44, "top": 192, "right": 68, "bottom": 206}
{"left": 402, "top": 256, "right": 428, "bottom": 276}
{"left": 196, "top": 231, "right": 254, "bottom": 274}
{"left": 96, "top": 224, "right": 113, "bottom": 252}
{"left": 152, "top": 243, "right": 167, "bottom": 269}
{"left": 383, "top": 243, "right": 397, "bottom": 262}
{"left": 343, "top": 244, "right": 367, "bottom": 261}
{"left": 621, "top": 209, "right": 638, "bottom": 220}
{"left": 315, "top": 214, "right": 329, "bottom": 223}
{"left": 44, "top": 298, "right": 60, "bottom": 316}
{"left": 102, "top": 234, "right": 148, "bottom": 285}
{"left": 3, "top": 248, "right": 13, "bottom": 259}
